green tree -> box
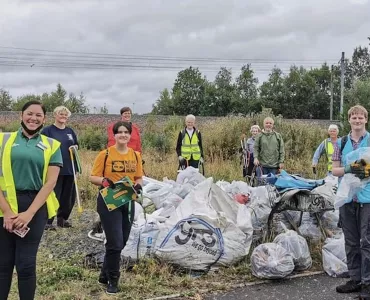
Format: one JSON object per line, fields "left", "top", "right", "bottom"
{"left": 234, "top": 64, "right": 259, "bottom": 114}
{"left": 65, "top": 92, "right": 89, "bottom": 113}
{"left": 0, "top": 89, "right": 13, "bottom": 111}
{"left": 99, "top": 103, "right": 109, "bottom": 114}
{"left": 43, "top": 83, "right": 67, "bottom": 111}
{"left": 260, "top": 67, "right": 286, "bottom": 115}
{"left": 152, "top": 88, "right": 174, "bottom": 115}
{"left": 172, "top": 67, "right": 207, "bottom": 115}
{"left": 12, "top": 94, "right": 41, "bottom": 111}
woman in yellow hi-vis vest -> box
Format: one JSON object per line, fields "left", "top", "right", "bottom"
{"left": 312, "top": 124, "right": 339, "bottom": 175}
{"left": 0, "top": 101, "right": 63, "bottom": 300}
{"left": 176, "top": 114, "right": 204, "bottom": 170}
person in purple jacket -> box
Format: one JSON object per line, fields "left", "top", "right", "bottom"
{"left": 42, "top": 106, "right": 79, "bottom": 229}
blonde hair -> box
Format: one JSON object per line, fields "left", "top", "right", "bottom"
{"left": 54, "top": 106, "right": 71, "bottom": 117}
{"left": 250, "top": 125, "right": 261, "bottom": 133}
{"left": 348, "top": 105, "right": 368, "bottom": 119}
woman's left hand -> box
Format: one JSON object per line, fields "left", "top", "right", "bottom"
{"left": 11, "top": 211, "right": 34, "bottom": 230}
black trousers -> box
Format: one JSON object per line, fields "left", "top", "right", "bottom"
{"left": 0, "top": 191, "right": 47, "bottom": 300}
{"left": 48, "top": 175, "right": 75, "bottom": 224}
{"left": 97, "top": 194, "right": 135, "bottom": 280}
{"left": 340, "top": 202, "right": 370, "bottom": 284}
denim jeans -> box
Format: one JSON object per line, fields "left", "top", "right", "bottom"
{"left": 97, "top": 194, "right": 135, "bottom": 280}
{"left": 0, "top": 191, "right": 47, "bottom": 300}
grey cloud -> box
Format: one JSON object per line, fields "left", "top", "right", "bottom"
{"left": 1, "top": 0, "right": 369, "bottom": 114}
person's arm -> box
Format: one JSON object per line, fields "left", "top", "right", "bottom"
{"left": 0, "top": 190, "right": 16, "bottom": 232}
{"left": 278, "top": 134, "right": 285, "bottom": 164}
{"left": 332, "top": 160, "right": 345, "bottom": 177}
{"left": 254, "top": 135, "right": 260, "bottom": 164}
{"left": 71, "top": 128, "right": 79, "bottom": 148}
{"left": 90, "top": 151, "right": 106, "bottom": 186}
{"left": 12, "top": 165, "right": 61, "bottom": 230}
{"left": 107, "top": 123, "right": 115, "bottom": 148}
{"left": 312, "top": 141, "right": 325, "bottom": 166}
{"left": 176, "top": 131, "right": 182, "bottom": 157}
{"left": 135, "top": 125, "right": 142, "bottom": 154}
{"left": 134, "top": 152, "right": 143, "bottom": 186}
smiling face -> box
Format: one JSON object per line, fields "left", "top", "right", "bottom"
{"left": 121, "top": 110, "right": 132, "bottom": 122}
{"left": 349, "top": 113, "right": 367, "bottom": 132}
{"left": 21, "top": 104, "right": 45, "bottom": 132}
{"left": 185, "top": 119, "right": 195, "bottom": 129}
{"left": 55, "top": 110, "right": 69, "bottom": 125}
{"left": 114, "top": 125, "right": 131, "bottom": 145}
{"left": 251, "top": 128, "right": 259, "bottom": 136}
{"left": 263, "top": 118, "right": 274, "bottom": 132}
{"left": 328, "top": 128, "right": 338, "bottom": 139}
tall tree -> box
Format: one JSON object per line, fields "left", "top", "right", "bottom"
{"left": 152, "top": 88, "right": 174, "bottom": 115}
{"left": 235, "top": 64, "right": 259, "bottom": 114}
{"left": 11, "top": 94, "right": 41, "bottom": 111}
{"left": 65, "top": 92, "right": 89, "bottom": 113}
{"left": 260, "top": 67, "right": 286, "bottom": 115}
{"left": 172, "top": 67, "right": 207, "bottom": 115}
{"left": 0, "top": 89, "right": 13, "bottom": 111}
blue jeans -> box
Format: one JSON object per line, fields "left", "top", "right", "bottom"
{"left": 97, "top": 194, "right": 135, "bottom": 280}
{"left": 0, "top": 191, "right": 47, "bottom": 300}
{"left": 256, "top": 166, "right": 279, "bottom": 177}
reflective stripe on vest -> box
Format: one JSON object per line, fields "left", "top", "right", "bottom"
{"left": 181, "top": 130, "right": 201, "bottom": 160}
{"left": 324, "top": 139, "right": 334, "bottom": 171}
{"left": 0, "top": 132, "right": 61, "bottom": 218}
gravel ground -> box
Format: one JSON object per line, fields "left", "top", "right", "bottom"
{"left": 39, "top": 209, "right": 104, "bottom": 262}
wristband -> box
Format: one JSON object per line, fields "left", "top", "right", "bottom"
{"left": 344, "top": 165, "right": 351, "bottom": 174}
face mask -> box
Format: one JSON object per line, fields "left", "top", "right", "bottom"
{"left": 21, "top": 121, "right": 44, "bottom": 136}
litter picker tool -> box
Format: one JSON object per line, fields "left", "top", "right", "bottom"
{"left": 69, "top": 145, "right": 83, "bottom": 214}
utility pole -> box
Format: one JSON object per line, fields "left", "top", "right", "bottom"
{"left": 330, "top": 65, "right": 334, "bottom": 121}
{"left": 340, "top": 52, "right": 345, "bottom": 117}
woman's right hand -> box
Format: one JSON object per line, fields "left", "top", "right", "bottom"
{"left": 254, "top": 158, "right": 260, "bottom": 165}
{"left": 3, "top": 210, "right": 17, "bottom": 232}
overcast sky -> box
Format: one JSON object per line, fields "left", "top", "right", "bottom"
{"left": 1, "top": 0, "right": 369, "bottom": 114}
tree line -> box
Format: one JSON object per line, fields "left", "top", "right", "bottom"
{"left": 152, "top": 40, "right": 370, "bottom": 119}
{"left": 0, "top": 83, "right": 108, "bottom": 114}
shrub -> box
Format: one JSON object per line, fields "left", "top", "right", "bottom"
{"left": 78, "top": 127, "right": 107, "bottom": 151}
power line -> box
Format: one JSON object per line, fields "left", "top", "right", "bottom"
{"left": 0, "top": 45, "right": 338, "bottom": 63}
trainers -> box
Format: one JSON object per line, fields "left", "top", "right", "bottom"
{"left": 106, "top": 282, "right": 119, "bottom": 294}
{"left": 44, "top": 224, "right": 57, "bottom": 231}
{"left": 336, "top": 280, "right": 362, "bottom": 293}
{"left": 98, "top": 272, "right": 108, "bottom": 285}
{"left": 359, "top": 284, "right": 370, "bottom": 300}
{"left": 57, "top": 218, "right": 72, "bottom": 228}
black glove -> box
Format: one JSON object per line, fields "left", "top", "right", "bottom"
{"left": 345, "top": 159, "right": 369, "bottom": 179}
{"left": 133, "top": 183, "right": 143, "bottom": 194}
{"left": 312, "top": 167, "right": 317, "bottom": 175}
{"left": 102, "top": 178, "right": 115, "bottom": 188}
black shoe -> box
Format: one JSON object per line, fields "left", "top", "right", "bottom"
{"left": 57, "top": 218, "right": 72, "bottom": 228}
{"left": 358, "top": 284, "right": 370, "bottom": 300}
{"left": 336, "top": 280, "right": 362, "bottom": 293}
{"left": 98, "top": 272, "right": 108, "bottom": 285}
{"left": 106, "top": 277, "right": 119, "bottom": 295}
{"left": 44, "top": 224, "right": 57, "bottom": 231}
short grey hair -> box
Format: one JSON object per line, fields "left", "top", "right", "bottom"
{"left": 185, "top": 114, "right": 196, "bottom": 122}
{"left": 328, "top": 124, "right": 339, "bottom": 132}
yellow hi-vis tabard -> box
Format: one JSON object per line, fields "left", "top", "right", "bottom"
{"left": 0, "top": 132, "right": 60, "bottom": 218}
{"left": 180, "top": 129, "right": 201, "bottom": 160}
{"left": 324, "top": 139, "right": 334, "bottom": 172}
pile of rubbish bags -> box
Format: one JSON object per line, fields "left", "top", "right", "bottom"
{"left": 87, "top": 167, "right": 348, "bottom": 278}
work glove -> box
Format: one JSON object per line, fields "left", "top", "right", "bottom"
{"left": 101, "top": 177, "right": 115, "bottom": 189}
{"left": 199, "top": 157, "right": 204, "bottom": 164}
{"left": 133, "top": 183, "right": 143, "bottom": 194}
{"left": 312, "top": 167, "right": 317, "bottom": 175}
{"left": 344, "top": 159, "right": 370, "bottom": 179}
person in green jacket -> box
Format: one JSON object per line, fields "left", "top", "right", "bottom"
{"left": 253, "top": 117, "right": 285, "bottom": 175}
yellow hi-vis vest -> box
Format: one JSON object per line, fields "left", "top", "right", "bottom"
{"left": 0, "top": 132, "right": 60, "bottom": 218}
{"left": 324, "top": 139, "right": 334, "bottom": 172}
{"left": 180, "top": 129, "right": 201, "bottom": 160}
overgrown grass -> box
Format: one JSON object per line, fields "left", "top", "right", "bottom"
{"left": 4, "top": 114, "right": 332, "bottom": 299}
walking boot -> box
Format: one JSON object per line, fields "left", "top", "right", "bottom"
{"left": 336, "top": 280, "right": 362, "bottom": 293}
{"left": 106, "top": 276, "right": 119, "bottom": 295}
{"left": 359, "top": 284, "right": 370, "bottom": 300}
{"left": 98, "top": 270, "right": 108, "bottom": 285}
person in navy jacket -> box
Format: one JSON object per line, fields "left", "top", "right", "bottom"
{"left": 42, "top": 106, "right": 79, "bottom": 229}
